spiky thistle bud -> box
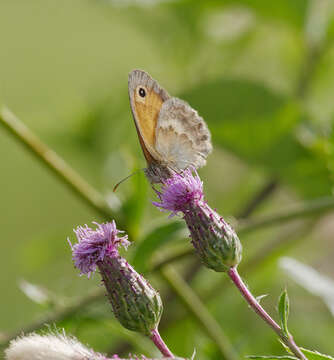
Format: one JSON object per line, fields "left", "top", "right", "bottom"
{"left": 153, "top": 169, "right": 242, "bottom": 272}
{"left": 69, "top": 221, "right": 163, "bottom": 336}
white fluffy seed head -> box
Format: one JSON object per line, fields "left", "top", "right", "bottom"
{"left": 5, "top": 332, "right": 105, "bottom": 360}
{"left": 5, "top": 331, "right": 189, "bottom": 360}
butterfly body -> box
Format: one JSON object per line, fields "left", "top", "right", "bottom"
{"left": 128, "top": 70, "right": 212, "bottom": 183}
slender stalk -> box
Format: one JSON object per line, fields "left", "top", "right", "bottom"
{"left": 150, "top": 328, "right": 174, "bottom": 358}
{"left": 161, "top": 265, "right": 238, "bottom": 360}
{"left": 237, "top": 196, "right": 334, "bottom": 234}
{"left": 228, "top": 267, "right": 307, "bottom": 360}
{"left": 0, "top": 107, "right": 115, "bottom": 221}
{"left": 236, "top": 179, "right": 278, "bottom": 219}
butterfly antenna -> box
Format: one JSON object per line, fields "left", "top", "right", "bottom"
{"left": 113, "top": 169, "right": 144, "bottom": 192}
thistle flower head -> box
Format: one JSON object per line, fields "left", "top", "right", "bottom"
{"left": 153, "top": 170, "right": 242, "bottom": 272}
{"left": 69, "top": 221, "right": 130, "bottom": 276}
{"left": 69, "top": 220, "right": 163, "bottom": 336}
{"left": 153, "top": 169, "right": 203, "bottom": 215}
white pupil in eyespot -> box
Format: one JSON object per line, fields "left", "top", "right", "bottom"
{"left": 139, "top": 88, "right": 146, "bottom": 97}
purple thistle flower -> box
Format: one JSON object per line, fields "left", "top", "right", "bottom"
{"left": 69, "top": 221, "right": 130, "bottom": 277}
{"left": 153, "top": 169, "right": 242, "bottom": 272}
{"left": 69, "top": 221, "right": 163, "bottom": 337}
{"left": 153, "top": 169, "right": 203, "bottom": 216}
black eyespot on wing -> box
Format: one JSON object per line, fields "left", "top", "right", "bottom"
{"left": 139, "top": 87, "right": 146, "bottom": 97}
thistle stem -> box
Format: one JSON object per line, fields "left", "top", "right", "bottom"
{"left": 227, "top": 267, "right": 307, "bottom": 360}
{"left": 150, "top": 328, "right": 174, "bottom": 358}
{"left": 0, "top": 107, "right": 115, "bottom": 221}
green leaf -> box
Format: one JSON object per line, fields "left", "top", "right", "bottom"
{"left": 301, "top": 348, "right": 334, "bottom": 360}
{"left": 182, "top": 78, "right": 297, "bottom": 162}
{"left": 277, "top": 332, "right": 334, "bottom": 360}
{"left": 181, "top": 78, "right": 332, "bottom": 197}
{"left": 247, "top": 356, "right": 297, "bottom": 359}
{"left": 132, "top": 221, "right": 186, "bottom": 273}
{"left": 278, "top": 289, "right": 290, "bottom": 337}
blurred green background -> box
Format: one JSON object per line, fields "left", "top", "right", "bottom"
{"left": 0, "top": 0, "right": 334, "bottom": 359}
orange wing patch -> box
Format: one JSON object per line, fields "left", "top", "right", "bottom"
{"left": 128, "top": 70, "right": 170, "bottom": 164}
{"left": 133, "top": 88, "right": 164, "bottom": 150}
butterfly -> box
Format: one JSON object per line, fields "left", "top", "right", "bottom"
{"left": 128, "top": 70, "right": 212, "bottom": 183}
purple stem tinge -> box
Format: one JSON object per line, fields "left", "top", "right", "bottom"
{"left": 228, "top": 267, "right": 307, "bottom": 360}
{"left": 150, "top": 328, "right": 174, "bottom": 358}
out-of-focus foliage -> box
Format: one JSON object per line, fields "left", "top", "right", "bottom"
{"left": 0, "top": 0, "right": 334, "bottom": 359}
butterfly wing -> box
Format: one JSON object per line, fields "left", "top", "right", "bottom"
{"left": 155, "top": 97, "right": 212, "bottom": 170}
{"left": 128, "top": 70, "right": 170, "bottom": 164}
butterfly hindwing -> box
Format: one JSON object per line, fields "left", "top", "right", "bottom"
{"left": 155, "top": 97, "right": 212, "bottom": 169}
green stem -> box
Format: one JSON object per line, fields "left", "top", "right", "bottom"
{"left": 150, "top": 328, "right": 174, "bottom": 358}
{"left": 228, "top": 267, "right": 307, "bottom": 360}
{"left": 160, "top": 265, "right": 238, "bottom": 360}
{"left": 0, "top": 107, "right": 114, "bottom": 221}
{"left": 237, "top": 196, "right": 334, "bottom": 234}
{"left": 236, "top": 179, "right": 278, "bottom": 219}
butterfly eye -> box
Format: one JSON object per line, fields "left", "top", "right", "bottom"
{"left": 139, "top": 87, "right": 146, "bottom": 98}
